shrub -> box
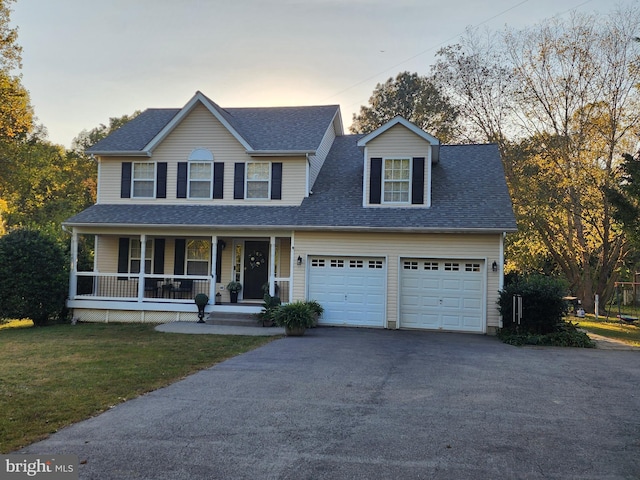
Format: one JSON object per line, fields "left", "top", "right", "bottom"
{"left": 256, "top": 293, "right": 281, "bottom": 326}
{"left": 0, "top": 229, "right": 69, "bottom": 326}
{"left": 498, "top": 275, "right": 568, "bottom": 335}
{"left": 273, "top": 301, "right": 316, "bottom": 330}
{"left": 497, "top": 321, "right": 595, "bottom": 348}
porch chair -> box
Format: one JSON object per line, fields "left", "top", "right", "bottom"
{"left": 172, "top": 279, "right": 194, "bottom": 299}
{"left": 144, "top": 278, "right": 159, "bottom": 297}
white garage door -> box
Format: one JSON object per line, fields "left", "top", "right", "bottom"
{"left": 400, "top": 259, "right": 484, "bottom": 333}
{"left": 308, "top": 257, "right": 386, "bottom": 327}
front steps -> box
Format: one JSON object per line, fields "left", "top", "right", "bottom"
{"left": 206, "top": 311, "right": 262, "bottom": 327}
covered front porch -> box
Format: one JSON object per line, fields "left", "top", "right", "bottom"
{"left": 67, "top": 229, "right": 294, "bottom": 322}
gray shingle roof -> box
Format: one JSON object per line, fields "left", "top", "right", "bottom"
{"left": 87, "top": 98, "right": 340, "bottom": 153}
{"left": 87, "top": 109, "right": 180, "bottom": 153}
{"left": 66, "top": 135, "right": 516, "bottom": 232}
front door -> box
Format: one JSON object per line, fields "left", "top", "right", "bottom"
{"left": 243, "top": 241, "right": 269, "bottom": 300}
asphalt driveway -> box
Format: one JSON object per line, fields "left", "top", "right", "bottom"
{"left": 21, "top": 327, "right": 640, "bottom": 479}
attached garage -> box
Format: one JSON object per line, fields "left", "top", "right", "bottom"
{"left": 308, "top": 256, "right": 386, "bottom": 327}
{"left": 400, "top": 258, "right": 485, "bottom": 333}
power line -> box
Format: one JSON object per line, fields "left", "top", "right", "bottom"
{"left": 324, "top": 0, "right": 597, "bottom": 103}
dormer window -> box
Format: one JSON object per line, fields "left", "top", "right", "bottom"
{"left": 383, "top": 158, "right": 410, "bottom": 203}
{"left": 188, "top": 149, "right": 213, "bottom": 199}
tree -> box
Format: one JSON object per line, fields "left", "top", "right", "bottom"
{"left": 0, "top": 0, "right": 32, "bottom": 141}
{"left": 350, "top": 71, "right": 459, "bottom": 142}
{"left": 434, "top": 6, "right": 640, "bottom": 312}
{"left": 0, "top": 229, "right": 68, "bottom": 325}
{"left": 70, "top": 111, "right": 141, "bottom": 154}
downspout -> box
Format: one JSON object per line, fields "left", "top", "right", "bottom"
{"left": 306, "top": 153, "right": 310, "bottom": 197}
{"left": 498, "top": 232, "right": 506, "bottom": 328}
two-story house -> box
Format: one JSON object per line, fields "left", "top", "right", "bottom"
{"left": 63, "top": 91, "right": 517, "bottom": 333}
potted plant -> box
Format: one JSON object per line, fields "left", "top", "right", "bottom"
{"left": 306, "top": 300, "right": 324, "bottom": 327}
{"left": 255, "top": 293, "right": 281, "bottom": 327}
{"left": 226, "top": 281, "right": 242, "bottom": 303}
{"left": 273, "top": 301, "right": 316, "bottom": 336}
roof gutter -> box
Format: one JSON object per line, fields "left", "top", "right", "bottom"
{"left": 62, "top": 221, "right": 517, "bottom": 235}
{"left": 87, "top": 150, "right": 152, "bottom": 157}
{"left": 247, "top": 150, "right": 316, "bottom": 157}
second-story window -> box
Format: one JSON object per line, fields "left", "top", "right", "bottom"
{"left": 188, "top": 149, "right": 214, "bottom": 199}
{"left": 132, "top": 162, "right": 156, "bottom": 198}
{"left": 246, "top": 162, "right": 270, "bottom": 199}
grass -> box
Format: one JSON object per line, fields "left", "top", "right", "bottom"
{"left": 0, "top": 322, "right": 275, "bottom": 453}
{"left": 574, "top": 315, "right": 640, "bottom": 347}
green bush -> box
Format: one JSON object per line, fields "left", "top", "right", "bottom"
{"left": 273, "top": 301, "right": 316, "bottom": 330}
{"left": 256, "top": 293, "right": 281, "bottom": 326}
{"left": 498, "top": 321, "right": 595, "bottom": 347}
{"left": 498, "top": 275, "right": 568, "bottom": 335}
{"left": 0, "top": 229, "right": 69, "bottom": 326}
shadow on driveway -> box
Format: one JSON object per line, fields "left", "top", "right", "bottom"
{"left": 21, "top": 327, "right": 640, "bottom": 479}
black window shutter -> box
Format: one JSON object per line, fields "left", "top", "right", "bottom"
{"left": 118, "top": 237, "right": 130, "bottom": 279}
{"left": 177, "top": 162, "right": 188, "bottom": 198}
{"left": 213, "top": 162, "right": 224, "bottom": 199}
{"left": 156, "top": 163, "right": 167, "bottom": 198}
{"left": 369, "top": 158, "right": 382, "bottom": 204}
{"left": 234, "top": 163, "right": 245, "bottom": 199}
{"left": 153, "top": 239, "right": 165, "bottom": 275}
{"left": 216, "top": 242, "right": 223, "bottom": 283}
{"left": 412, "top": 157, "right": 425, "bottom": 205}
{"left": 121, "top": 163, "right": 132, "bottom": 198}
{"left": 271, "top": 162, "right": 282, "bottom": 200}
{"left": 174, "top": 239, "right": 186, "bottom": 275}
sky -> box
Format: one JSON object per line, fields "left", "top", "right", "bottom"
{"left": 10, "top": 0, "right": 627, "bottom": 148}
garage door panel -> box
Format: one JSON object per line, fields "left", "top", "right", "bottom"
{"left": 400, "top": 258, "right": 484, "bottom": 333}
{"left": 310, "top": 256, "right": 386, "bottom": 328}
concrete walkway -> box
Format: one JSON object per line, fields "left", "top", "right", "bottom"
{"left": 155, "top": 321, "right": 285, "bottom": 336}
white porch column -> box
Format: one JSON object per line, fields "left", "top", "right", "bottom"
{"left": 210, "top": 236, "right": 217, "bottom": 301}
{"left": 69, "top": 229, "right": 78, "bottom": 300}
{"left": 269, "top": 236, "right": 276, "bottom": 296}
{"left": 290, "top": 232, "right": 295, "bottom": 303}
{"left": 137, "top": 234, "right": 147, "bottom": 301}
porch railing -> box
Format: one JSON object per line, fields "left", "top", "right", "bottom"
{"left": 273, "top": 279, "right": 291, "bottom": 303}
{"left": 74, "top": 272, "right": 211, "bottom": 301}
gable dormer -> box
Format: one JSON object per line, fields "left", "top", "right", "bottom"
{"left": 357, "top": 117, "right": 439, "bottom": 208}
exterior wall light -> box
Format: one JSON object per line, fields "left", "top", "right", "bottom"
{"left": 297, "top": 256, "right": 303, "bottom": 266}
{"left": 492, "top": 261, "right": 498, "bottom": 272}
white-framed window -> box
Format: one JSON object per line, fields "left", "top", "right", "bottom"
{"left": 383, "top": 158, "right": 410, "bottom": 203}
{"left": 246, "top": 162, "right": 270, "bottom": 199}
{"left": 186, "top": 239, "right": 210, "bottom": 275}
{"left": 130, "top": 238, "right": 153, "bottom": 273}
{"left": 188, "top": 149, "right": 213, "bottom": 199}
{"left": 132, "top": 162, "right": 155, "bottom": 198}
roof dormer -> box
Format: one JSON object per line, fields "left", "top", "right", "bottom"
{"left": 357, "top": 117, "right": 439, "bottom": 208}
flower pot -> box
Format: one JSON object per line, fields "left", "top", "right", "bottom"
{"left": 230, "top": 291, "right": 238, "bottom": 303}
{"left": 285, "top": 326, "right": 306, "bottom": 336}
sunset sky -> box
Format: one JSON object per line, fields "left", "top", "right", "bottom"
{"left": 12, "top": 0, "right": 622, "bottom": 147}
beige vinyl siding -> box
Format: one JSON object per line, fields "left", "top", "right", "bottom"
{"left": 294, "top": 231, "right": 502, "bottom": 329}
{"left": 309, "top": 118, "right": 337, "bottom": 191}
{"left": 97, "top": 104, "right": 307, "bottom": 206}
{"left": 364, "top": 124, "right": 431, "bottom": 208}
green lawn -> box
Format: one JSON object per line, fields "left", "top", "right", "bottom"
{"left": 0, "top": 322, "right": 275, "bottom": 453}
{"left": 574, "top": 315, "right": 640, "bottom": 347}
